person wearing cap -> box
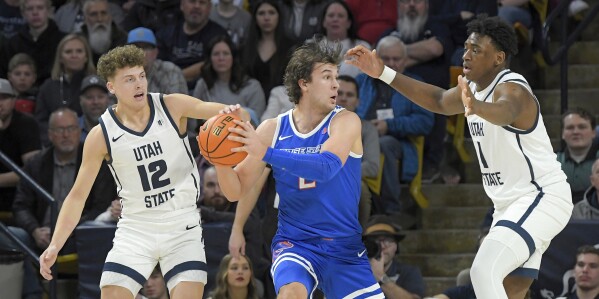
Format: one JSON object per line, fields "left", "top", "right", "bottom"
{"left": 79, "top": 74, "right": 111, "bottom": 141}
{"left": 0, "top": 78, "right": 41, "bottom": 213}
{"left": 127, "top": 27, "right": 188, "bottom": 95}
{"left": 363, "top": 215, "right": 425, "bottom": 299}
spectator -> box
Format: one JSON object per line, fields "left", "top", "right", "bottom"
{"left": 127, "top": 27, "right": 188, "bottom": 94}
{"left": 498, "top": 0, "right": 532, "bottom": 29}
{"left": 35, "top": 34, "right": 96, "bottom": 145}
{"left": 0, "top": 0, "right": 26, "bottom": 40}
{"left": 0, "top": 0, "right": 65, "bottom": 85}
{"left": 429, "top": 0, "right": 497, "bottom": 66}
{"left": 156, "top": 0, "right": 228, "bottom": 91}
{"left": 556, "top": 245, "right": 599, "bottom": 299}
{"left": 7, "top": 53, "right": 38, "bottom": 114}
{"left": 54, "top": 0, "right": 125, "bottom": 34}
{"left": 0, "top": 78, "right": 41, "bottom": 212}
{"left": 193, "top": 35, "right": 265, "bottom": 126}
{"left": 7, "top": 108, "right": 115, "bottom": 299}
{"left": 336, "top": 75, "right": 379, "bottom": 227}
{"left": 572, "top": 158, "right": 599, "bottom": 220}
{"left": 206, "top": 254, "right": 261, "bottom": 299}
{"left": 135, "top": 265, "right": 169, "bottom": 299}
{"left": 80, "top": 0, "right": 128, "bottom": 64}
{"left": 317, "top": 0, "right": 370, "bottom": 78}
{"left": 242, "top": 0, "right": 294, "bottom": 101}
{"left": 354, "top": 35, "right": 433, "bottom": 217}
{"left": 558, "top": 108, "right": 599, "bottom": 203}
{"left": 120, "top": 0, "right": 180, "bottom": 33}
{"left": 345, "top": 0, "right": 396, "bottom": 46}
{"left": 260, "top": 85, "right": 294, "bottom": 123}
{"left": 363, "top": 215, "right": 426, "bottom": 298}
{"left": 209, "top": 0, "right": 252, "bottom": 47}
{"left": 278, "top": 0, "right": 330, "bottom": 46}
{"left": 78, "top": 74, "right": 110, "bottom": 141}
{"left": 389, "top": 0, "right": 453, "bottom": 183}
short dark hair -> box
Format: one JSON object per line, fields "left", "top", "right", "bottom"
{"left": 284, "top": 37, "right": 342, "bottom": 104}
{"left": 576, "top": 245, "right": 599, "bottom": 258}
{"left": 337, "top": 74, "right": 359, "bottom": 95}
{"left": 561, "top": 107, "right": 596, "bottom": 130}
{"left": 466, "top": 14, "right": 518, "bottom": 66}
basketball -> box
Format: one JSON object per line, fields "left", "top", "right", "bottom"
{"left": 198, "top": 114, "right": 248, "bottom": 166}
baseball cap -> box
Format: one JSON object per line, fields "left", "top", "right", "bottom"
{"left": 0, "top": 78, "right": 15, "bottom": 97}
{"left": 363, "top": 217, "right": 406, "bottom": 242}
{"left": 80, "top": 75, "right": 108, "bottom": 93}
{"left": 127, "top": 27, "right": 157, "bottom": 47}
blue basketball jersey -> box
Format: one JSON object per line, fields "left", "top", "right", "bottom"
{"left": 270, "top": 107, "right": 362, "bottom": 240}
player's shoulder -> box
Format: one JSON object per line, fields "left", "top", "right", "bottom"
{"left": 84, "top": 126, "right": 109, "bottom": 156}
{"left": 332, "top": 108, "right": 360, "bottom": 125}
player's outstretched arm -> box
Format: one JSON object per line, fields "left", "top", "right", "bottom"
{"left": 40, "top": 127, "right": 107, "bottom": 280}
{"left": 345, "top": 45, "right": 465, "bottom": 116}
{"left": 229, "top": 167, "right": 270, "bottom": 258}
{"left": 163, "top": 93, "right": 251, "bottom": 126}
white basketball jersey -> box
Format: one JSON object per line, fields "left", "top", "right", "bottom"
{"left": 466, "top": 70, "right": 567, "bottom": 205}
{"left": 99, "top": 93, "right": 200, "bottom": 221}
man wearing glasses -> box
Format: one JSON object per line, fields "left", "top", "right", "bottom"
{"left": 363, "top": 215, "right": 426, "bottom": 299}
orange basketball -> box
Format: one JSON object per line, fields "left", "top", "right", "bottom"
{"left": 198, "top": 114, "right": 248, "bottom": 166}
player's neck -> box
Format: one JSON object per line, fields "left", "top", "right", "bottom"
{"left": 293, "top": 104, "right": 329, "bottom": 133}
{"left": 113, "top": 103, "right": 151, "bottom": 132}
{"left": 475, "top": 67, "right": 506, "bottom": 92}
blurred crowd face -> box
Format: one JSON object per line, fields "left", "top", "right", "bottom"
{"left": 210, "top": 41, "right": 233, "bottom": 75}
{"left": 574, "top": 252, "right": 599, "bottom": 292}
{"left": 202, "top": 167, "right": 228, "bottom": 211}
{"left": 562, "top": 113, "right": 595, "bottom": 152}
{"left": 226, "top": 256, "right": 252, "bottom": 289}
{"left": 143, "top": 269, "right": 168, "bottom": 299}
{"left": 181, "top": 0, "right": 211, "bottom": 30}
{"left": 378, "top": 42, "right": 407, "bottom": 74}
{"left": 22, "top": 0, "right": 50, "bottom": 30}
{"left": 0, "top": 93, "right": 16, "bottom": 124}
{"left": 255, "top": 2, "right": 278, "bottom": 34}
{"left": 80, "top": 86, "right": 110, "bottom": 123}
{"left": 60, "top": 38, "right": 88, "bottom": 75}
{"left": 84, "top": 0, "right": 112, "bottom": 54}
{"left": 397, "top": 0, "right": 428, "bottom": 41}
{"left": 336, "top": 79, "right": 358, "bottom": 112}
{"left": 322, "top": 2, "right": 351, "bottom": 40}
{"left": 48, "top": 111, "right": 81, "bottom": 155}
{"left": 8, "top": 64, "right": 36, "bottom": 94}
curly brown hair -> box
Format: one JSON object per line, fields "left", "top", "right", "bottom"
{"left": 97, "top": 45, "right": 145, "bottom": 81}
{"left": 284, "top": 38, "right": 342, "bottom": 104}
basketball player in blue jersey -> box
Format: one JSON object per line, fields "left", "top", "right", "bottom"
{"left": 38, "top": 45, "right": 248, "bottom": 299}
{"left": 347, "top": 14, "right": 573, "bottom": 299}
{"left": 214, "top": 40, "right": 384, "bottom": 298}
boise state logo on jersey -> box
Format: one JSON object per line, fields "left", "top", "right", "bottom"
{"left": 272, "top": 241, "right": 294, "bottom": 262}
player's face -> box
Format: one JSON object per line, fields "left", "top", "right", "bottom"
{"left": 562, "top": 113, "right": 595, "bottom": 151}
{"left": 60, "top": 39, "right": 88, "bottom": 74}
{"left": 336, "top": 80, "right": 358, "bottom": 112}
{"left": 8, "top": 64, "right": 36, "bottom": 94}
{"left": 256, "top": 3, "right": 278, "bottom": 34}
{"left": 107, "top": 66, "right": 147, "bottom": 107}
{"left": 323, "top": 3, "right": 351, "bottom": 39}
{"left": 143, "top": 271, "right": 167, "bottom": 299}
{"left": 574, "top": 253, "right": 599, "bottom": 290}
{"left": 210, "top": 41, "right": 233, "bottom": 75}
{"left": 226, "top": 256, "right": 252, "bottom": 288}
{"left": 303, "top": 63, "right": 339, "bottom": 110}
{"left": 462, "top": 33, "right": 504, "bottom": 87}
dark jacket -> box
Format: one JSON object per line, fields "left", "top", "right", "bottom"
{"left": 120, "top": 0, "right": 181, "bottom": 32}
{"left": 12, "top": 144, "right": 117, "bottom": 236}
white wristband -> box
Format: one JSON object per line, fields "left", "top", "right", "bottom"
{"left": 378, "top": 66, "right": 396, "bottom": 85}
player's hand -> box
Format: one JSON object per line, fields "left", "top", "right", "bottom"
{"left": 228, "top": 120, "right": 268, "bottom": 159}
{"left": 40, "top": 244, "right": 59, "bottom": 280}
{"left": 345, "top": 45, "right": 385, "bottom": 79}
{"left": 228, "top": 227, "right": 246, "bottom": 258}
{"left": 458, "top": 75, "right": 476, "bottom": 116}
{"left": 219, "top": 104, "right": 250, "bottom": 122}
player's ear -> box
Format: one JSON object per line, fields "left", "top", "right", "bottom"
{"left": 495, "top": 51, "right": 505, "bottom": 67}
{"left": 106, "top": 82, "right": 115, "bottom": 94}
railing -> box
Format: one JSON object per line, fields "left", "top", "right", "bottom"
{"left": 538, "top": 0, "right": 599, "bottom": 114}
{"left": 0, "top": 150, "right": 59, "bottom": 299}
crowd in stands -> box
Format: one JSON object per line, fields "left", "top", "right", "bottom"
{"left": 0, "top": 0, "right": 596, "bottom": 298}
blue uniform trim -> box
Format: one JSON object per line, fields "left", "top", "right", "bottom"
{"left": 108, "top": 94, "right": 156, "bottom": 137}
{"left": 103, "top": 262, "right": 146, "bottom": 285}
{"left": 158, "top": 93, "right": 188, "bottom": 138}
{"left": 163, "top": 261, "right": 208, "bottom": 284}
{"left": 508, "top": 267, "right": 539, "bottom": 279}
{"left": 495, "top": 220, "right": 535, "bottom": 257}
